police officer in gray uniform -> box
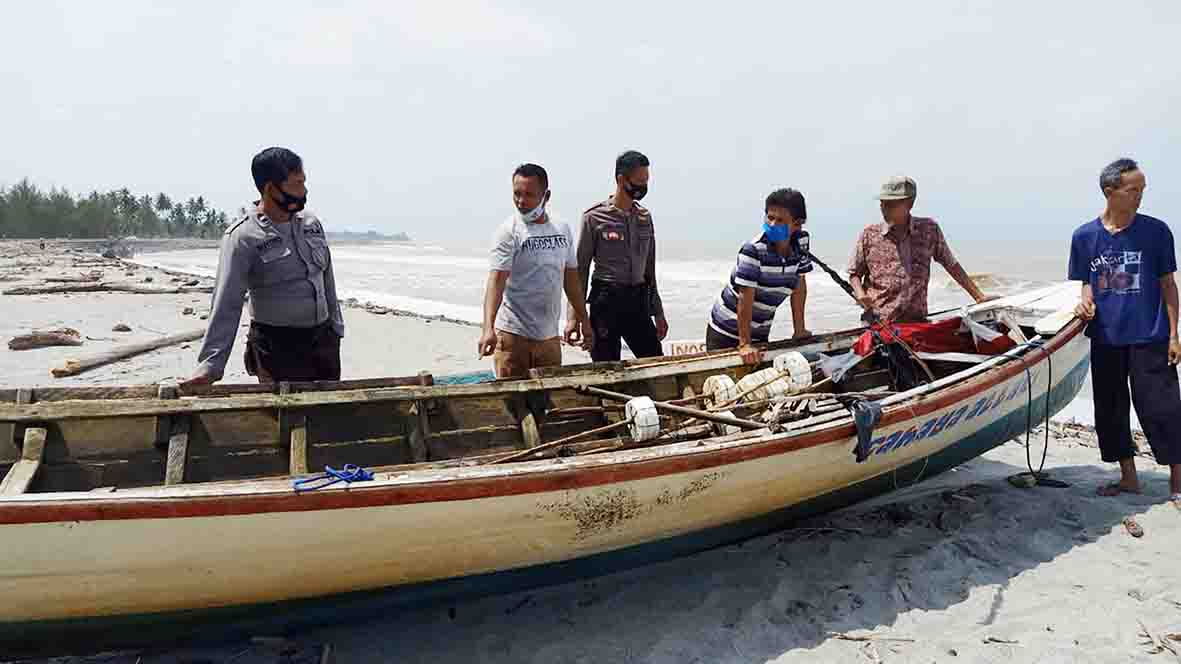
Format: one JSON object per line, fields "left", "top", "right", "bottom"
{"left": 184, "top": 147, "right": 344, "bottom": 386}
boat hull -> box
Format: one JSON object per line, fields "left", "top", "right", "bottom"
{"left": 0, "top": 328, "right": 1089, "bottom": 655}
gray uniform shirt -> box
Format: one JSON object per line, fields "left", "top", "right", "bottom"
{"left": 196, "top": 206, "right": 345, "bottom": 379}
{"left": 574, "top": 199, "right": 664, "bottom": 318}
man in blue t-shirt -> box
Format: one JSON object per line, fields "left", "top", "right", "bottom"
{"left": 1068, "top": 158, "right": 1181, "bottom": 502}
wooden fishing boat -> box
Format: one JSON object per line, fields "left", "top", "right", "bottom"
{"left": 0, "top": 284, "right": 1087, "bottom": 656}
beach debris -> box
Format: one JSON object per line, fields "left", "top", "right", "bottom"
{"left": 44, "top": 271, "right": 102, "bottom": 283}
{"left": 828, "top": 631, "right": 915, "bottom": 643}
{"left": 199, "top": 312, "right": 209, "bottom": 320}
{"left": 183, "top": 278, "right": 200, "bottom": 286}
{"left": 142, "top": 276, "right": 154, "bottom": 283}
{"left": 8, "top": 328, "right": 83, "bottom": 351}
{"left": 1006, "top": 473, "right": 1038, "bottom": 489}
{"left": 1123, "top": 516, "right": 1144, "bottom": 538}
{"left": 113, "top": 323, "right": 132, "bottom": 332}
{"left": 183, "top": 307, "right": 195, "bottom": 315}
{"left": 3, "top": 281, "right": 213, "bottom": 296}
{"left": 1137, "top": 621, "right": 1180, "bottom": 656}
{"left": 51, "top": 328, "right": 205, "bottom": 378}
{"left": 982, "top": 636, "right": 1019, "bottom": 645}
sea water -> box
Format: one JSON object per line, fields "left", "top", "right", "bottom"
{"left": 143, "top": 240, "right": 1103, "bottom": 425}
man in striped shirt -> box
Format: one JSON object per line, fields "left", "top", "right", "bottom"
{"left": 707, "top": 188, "right": 812, "bottom": 364}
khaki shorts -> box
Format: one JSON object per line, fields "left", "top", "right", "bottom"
{"left": 493, "top": 330, "right": 562, "bottom": 379}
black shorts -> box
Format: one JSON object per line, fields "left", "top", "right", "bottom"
{"left": 245, "top": 320, "right": 342, "bottom": 383}
{"left": 705, "top": 324, "right": 740, "bottom": 351}
{"left": 1090, "top": 340, "right": 1181, "bottom": 465}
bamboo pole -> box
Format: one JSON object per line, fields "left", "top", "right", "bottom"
{"left": 576, "top": 385, "right": 766, "bottom": 431}
{"left": 51, "top": 328, "right": 205, "bottom": 378}
{"left": 489, "top": 418, "right": 635, "bottom": 464}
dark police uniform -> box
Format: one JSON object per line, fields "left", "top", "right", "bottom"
{"left": 195, "top": 205, "right": 344, "bottom": 382}
{"left": 574, "top": 198, "right": 664, "bottom": 361}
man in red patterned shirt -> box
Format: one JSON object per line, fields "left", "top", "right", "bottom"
{"left": 847, "top": 176, "right": 995, "bottom": 322}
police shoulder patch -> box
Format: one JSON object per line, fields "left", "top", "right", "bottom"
{"left": 583, "top": 201, "right": 608, "bottom": 215}
{"left": 302, "top": 215, "right": 325, "bottom": 236}
{"left": 223, "top": 213, "right": 251, "bottom": 236}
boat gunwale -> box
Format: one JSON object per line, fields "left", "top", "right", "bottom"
{"left": 0, "top": 281, "right": 1078, "bottom": 415}
{"left": 0, "top": 332, "right": 862, "bottom": 421}
{"left": 0, "top": 318, "right": 1085, "bottom": 524}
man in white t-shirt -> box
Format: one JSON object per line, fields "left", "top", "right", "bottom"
{"left": 479, "top": 163, "right": 594, "bottom": 378}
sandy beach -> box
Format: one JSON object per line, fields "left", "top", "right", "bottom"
{"left": 3, "top": 241, "right": 1179, "bottom": 664}
{"left": 0, "top": 240, "right": 583, "bottom": 388}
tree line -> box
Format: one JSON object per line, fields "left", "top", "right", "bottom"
{"left": 0, "top": 178, "right": 230, "bottom": 239}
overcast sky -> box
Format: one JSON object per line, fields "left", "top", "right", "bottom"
{"left": 2, "top": 1, "right": 1178, "bottom": 258}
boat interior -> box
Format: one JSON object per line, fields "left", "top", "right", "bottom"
{"left": 0, "top": 306, "right": 1051, "bottom": 496}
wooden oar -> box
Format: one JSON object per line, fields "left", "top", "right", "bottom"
{"left": 575, "top": 385, "right": 766, "bottom": 431}
{"left": 488, "top": 418, "right": 634, "bottom": 464}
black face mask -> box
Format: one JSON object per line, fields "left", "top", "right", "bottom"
{"left": 623, "top": 180, "right": 648, "bottom": 201}
{"left": 270, "top": 185, "right": 307, "bottom": 213}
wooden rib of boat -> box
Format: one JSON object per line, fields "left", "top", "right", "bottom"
{"left": 0, "top": 284, "right": 1088, "bottom": 656}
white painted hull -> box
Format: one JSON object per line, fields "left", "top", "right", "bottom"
{"left": 0, "top": 329, "right": 1089, "bottom": 629}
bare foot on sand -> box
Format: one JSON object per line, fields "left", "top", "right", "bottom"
{"left": 1097, "top": 482, "right": 1141, "bottom": 497}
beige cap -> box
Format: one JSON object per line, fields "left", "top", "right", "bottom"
{"left": 877, "top": 175, "right": 917, "bottom": 201}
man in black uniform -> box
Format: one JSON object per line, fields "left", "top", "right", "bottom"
{"left": 570, "top": 150, "right": 667, "bottom": 361}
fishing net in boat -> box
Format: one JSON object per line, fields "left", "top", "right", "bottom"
{"left": 848, "top": 316, "right": 1019, "bottom": 392}
{"left": 851, "top": 317, "right": 1017, "bottom": 357}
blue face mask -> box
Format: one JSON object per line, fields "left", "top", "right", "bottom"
{"left": 762, "top": 222, "right": 790, "bottom": 243}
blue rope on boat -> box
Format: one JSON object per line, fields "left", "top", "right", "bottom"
{"left": 293, "top": 464, "right": 374, "bottom": 492}
{"left": 434, "top": 370, "right": 496, "bottom": 385}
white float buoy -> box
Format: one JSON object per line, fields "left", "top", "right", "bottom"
{"left": 773, "top": 351, "right": 813, "bottom": 391}
{"left": 703, "top": 374, "right": 739, "bottom": 409}
{"left": 735, "top": 367, "right": 794, "bottom": 403}
{"left": 625, "top": 396, "right": 662, "bottom": 442}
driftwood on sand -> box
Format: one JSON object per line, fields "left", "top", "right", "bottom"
{"left": 3, "top": 281, "right": 212, "bottom": 296}
{"left": 44, "top": 271, "right": 103, "bottom": 283}
{"left": 8, "top": 328, "right": 84, "bottom": 351}
{"left": 51, "top": 328, "right": 205, "bottom": 378}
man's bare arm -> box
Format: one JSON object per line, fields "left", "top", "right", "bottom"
{"left": 1163, "top": 274, "right": 1179, "bottom": 339}
{"left": 1162, "top": 274, "right": 1180, "bottom": 365}
{"left": 790, "top": 273, "right": 809, "bottom": 337}
{"left": 479, "top": 270, "right": 509, "bottom": 357}
{"left": 944, "top": 262, "right": 989, "bottom": 302}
